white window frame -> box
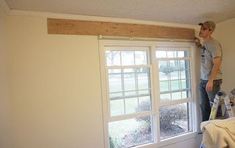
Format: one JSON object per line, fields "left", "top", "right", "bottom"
{"left": 99, "top": 39, "right": 198, "bottom": 148}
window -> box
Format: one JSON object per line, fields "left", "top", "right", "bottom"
{"left": 99, "top": 40, "right": 196, "bottom": 148}
{"left": 156, "top": 48, "right": 192, "bottom": 140}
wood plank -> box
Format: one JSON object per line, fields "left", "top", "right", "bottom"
{"left": 47, "top": 18, "right": 195, "bottom": 39}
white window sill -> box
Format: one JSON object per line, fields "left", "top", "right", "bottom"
{"left": 136, "top": 132, "right": 198, "bottom": 148}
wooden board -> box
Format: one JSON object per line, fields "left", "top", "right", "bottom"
{"left": 47, "top": 18, "right": 195, "bottom": 39}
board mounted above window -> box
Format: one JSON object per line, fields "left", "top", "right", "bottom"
{"left": 47, "top": 18, "right": 195, "bottom": 40}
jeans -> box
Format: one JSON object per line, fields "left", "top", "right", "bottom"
{"left": 199, "top": 79, "right": 222, "bottom": 121}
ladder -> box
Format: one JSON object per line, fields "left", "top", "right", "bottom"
{"left": 209, "top": 89, "right": 235, "bottom": 120}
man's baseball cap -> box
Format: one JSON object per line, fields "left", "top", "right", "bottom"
{"left": 198, "top": 21, "right": 216, "bottom": 31}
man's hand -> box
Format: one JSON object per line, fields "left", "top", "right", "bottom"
{"left": 194, "top": 37, "right": 202, "bottom": 48}
{"left": 206, "top": 80, "right": 213, "bottom": 92}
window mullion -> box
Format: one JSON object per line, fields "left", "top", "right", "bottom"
{"left": 134, "top": 68, "right": 140, "bottom": 111}
{"left": 150, "top": 44, "right": 160, "bottom": 143}
{"left": 110, "top": 111, "right": 152, "bottom": 122}
{"left": 121, "top": 68, "right": 126, "bottom": 115}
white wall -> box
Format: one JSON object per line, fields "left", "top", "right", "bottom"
{"left": 213, "top": 18, "right": 235, "bottom": 93}
{"left": 4, "top": 13, "right": 201, "bottom": 148}
{"left": 0, "top": 5, "right": 10, "bottom": 148}
{"left": 7, "top": 15, "right": 104, "bottom": 148}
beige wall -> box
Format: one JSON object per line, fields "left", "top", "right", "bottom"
{"left": 214, "top": 18, "right": 235, "bottom": 92}
{"left": 6, "top": 15, "right": 104, "bottom": 148}
{"left": 0, "top": 6, "right": 10, "bottom": 148}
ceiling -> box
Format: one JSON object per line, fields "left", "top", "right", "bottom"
{"left": 4, "top": 0, "right": 235, "bottom": 25}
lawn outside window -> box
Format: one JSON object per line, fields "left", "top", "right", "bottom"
{"left": 99, "top": 40, "right": 197, "bottom": 148}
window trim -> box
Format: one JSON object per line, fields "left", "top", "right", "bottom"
{"left": 99, "top": 39, "right": 198, "bottom": 148}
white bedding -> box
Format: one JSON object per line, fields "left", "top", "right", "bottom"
{"left": 200, "top": 117, "right": 235, "bottom": 148}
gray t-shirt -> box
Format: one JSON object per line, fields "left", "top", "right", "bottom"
{"left": 200, "top": 38, "right": 222, "bottom": 80}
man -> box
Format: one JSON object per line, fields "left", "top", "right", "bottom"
{"left": 195, "top": 21, "right": 223, "bottom": 121}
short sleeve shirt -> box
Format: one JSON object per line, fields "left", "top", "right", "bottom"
{"left": 200, "top": 38, "right": 222, "bottom": 80}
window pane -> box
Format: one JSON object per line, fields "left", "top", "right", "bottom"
{"left": 171, "top": 80, "right": 180, "bottom": 91}
{"left": 180, "top": 70, "right": 186, "bottom": 79}
{"left": 106, "top": 51, "right": 121, "bottom": 66}
{"left": 138, "top": 90, "right": 150, "bottom": 96}
{"left": 159, "top": 71, "right": 168, "bottom": 81}
{"left": 181, "top": 79, "right": 191, "bottom": 89}
{"left": 177, "top": 51, "right": 185, "bottom": 58}
{"left": 179, "top": 60, "right": 190, "bottom": 70}
{"left": 169, "top": 60, "right": 178, "bottom": 71}
{"left": 160, "top": 81, "right": 169, "bottom": 92}
{"left": 181, "top": 79, "right": 186, "bottom": 89}
{"left": 172, "top": 92, "right": 181, "bottom": 100}
{"left": 108, "top": 69, "right": 122, "bottom": 93}
{"left": 125, "top": 97, "right": 138, "bottom": 114}
{"left": 109, "top": 117, "right": 153, "bottom": 148}
{"left": 124, "top": 69, "right": 136, "bottom": 91}
{"left": 137, "top": 96, "right": 151, "bottom": 112}
{"left": 137, "top": 68, "right": 150, "bottom": 90}
{"left": 171, "top": 71, "right": 179, "bottom": 80}
{"left": 156, "top": 51, "right": 167, "bottom": 58}
{"left": 160, "top": 103, "right": 189, "bottom": 140}
{"left": 121, "top": 51, "right": 134, "bottom": 65}
{"left": 180, "top": 70, "right": 190, "bottom": 79}
{"left": 160, "top": 60, "right": 178, "bottom": 78}
{"left": 124, "top": 90, "right": 137, "bottom": 98}
{"left": 159, "top": 61, "right": 172, "bottom": 79}
{"left": 110, "top": 99, "right": 124, "bottom": 116}
{"left": 135, "top": 51, "right": 147, "bottom": 65}
{"left": 110, "top": 92, "right": 123, "bottom": 99}
{"left": 167, "top": 51, "right": 177, "bottom": 58}
{"left": 160, "top": 93, "right": 171, "bottom": 102}
{"left": 182, "top": 90, "right": 191, "bottom": 98}
{"left": 182, "top": 91, "right": 187, "bottom": 99}
{"left": 156, "top": 50, "right": 190, "bottom": 59}
{"left": 177, "top": 50, "right": 190, "bottom": 58}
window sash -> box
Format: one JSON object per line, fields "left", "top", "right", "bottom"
{"left": 106, "top": 49, "right": 153, "bottom": 117}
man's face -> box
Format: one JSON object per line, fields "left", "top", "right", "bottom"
{"left": 199, "top": 25, "right": 213, "bottom": 38}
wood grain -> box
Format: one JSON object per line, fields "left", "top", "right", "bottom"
{"left": 47, "top": 18, "right": 195, "bottom": 39}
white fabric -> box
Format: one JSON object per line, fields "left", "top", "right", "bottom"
{"left": 201, "top": 117, "right": 235, "bottom": 148}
